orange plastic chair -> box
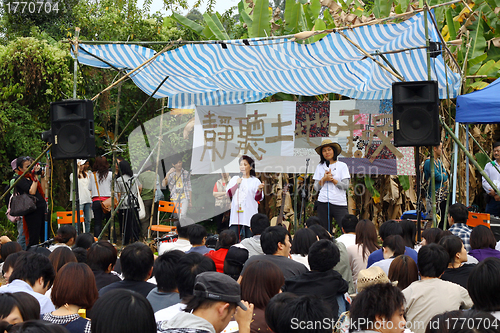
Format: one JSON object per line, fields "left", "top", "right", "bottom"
{"left": 467, "top": 212, "right": 491, "bottom": 228}
{"left": 150, "top": 201, "right": 180, "bottom": 235}
{"left": 56, "top": 211, "right": 84, "bottom": 226}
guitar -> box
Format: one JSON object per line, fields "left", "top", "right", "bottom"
{"left": 271, "top": 184, "right": 292, "bottom": 230}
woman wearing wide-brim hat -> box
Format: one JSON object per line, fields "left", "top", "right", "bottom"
{"left": 312, "top": 139, "right": 350, "bottom": 233}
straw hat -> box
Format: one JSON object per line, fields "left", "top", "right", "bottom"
{"left": 356, "top": 266, "right": 392, "bottom": 292}
{"left": 315, "top": 139, "right": 342, "bottom": 156}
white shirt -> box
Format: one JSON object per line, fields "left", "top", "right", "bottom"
{"left": 0, "top": 280, "right": 55, "bottom": 315}
{"left": 69, "top": 173, "right": 92, "bottom": 204}
{"left": 313, "top": 161, "right": 350, "bottom": 206}
{"left": 482, "top": 161, "right": 500, "bottom": 194}
{"left": 158, "top": 238, "right": 192, "bottom": 255}
{"left": 155, "top": 302, "right": 186, "bottom": 323}
{"left": 336, "top": 234, "right": 356, "bottom": 249}
{"left": 226, "top": 176, "right": 263, "bottom": 228}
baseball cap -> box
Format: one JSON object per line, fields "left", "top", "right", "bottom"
{"left": 193, "top": 271, "right": 247, "bottom": 310}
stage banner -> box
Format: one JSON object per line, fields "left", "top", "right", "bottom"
{"left": 191, "top": 100, "right": 415, "bottom": 176}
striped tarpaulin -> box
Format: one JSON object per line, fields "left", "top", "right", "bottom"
{"left": 76, "top": 12, "right": 461, "bottom": 108}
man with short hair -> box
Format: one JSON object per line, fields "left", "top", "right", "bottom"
{"left": 147, "top": 250, "right": 185, "bottom": 312}
{"left": 367, "top": 220, "right": 418, "bottom": 267}
{"left": 99, "top": 242, "right": 155, "bottom": 298}
{"left": 155, "top": 252, "right": 216, "bottom": 323}
{"left": 159, "top": 219, "right": 192, "bottom": 255}
{"left": 186, "top": 224, "right": 214, "bottom": 255}
{"left": 447, "top": 203, "right": 473, "bottom": 252}
{"left": 240, "top": 213, "right": 269, "bottom": 257}
{"left": 0, "top": 252, "right": 55, "bottom": 315}
{"left": 402, "top": 244, "right": 473, "bottom": 333}
{"left": 336, "top": 214, "right": 358, "bottom": 248}
{"left": 283, "top": 239, "right": 348, "bottom": 321}
{"left": 240, "top": 226, "right": 308, "bottom": 279}
{"left": 158, "top": 271, "right": 253, "bottom": 333}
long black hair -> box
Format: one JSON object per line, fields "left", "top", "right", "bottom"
{"left": 239, "top": 155, "right": 256, "bottom": 177}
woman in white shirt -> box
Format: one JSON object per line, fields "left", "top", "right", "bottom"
{"left": 70, "top": 159, "right": 92, "bottom": 233}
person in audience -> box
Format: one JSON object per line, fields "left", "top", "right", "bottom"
{"left": 439, "top": 235, "right": 476, "bottom": 289}
{"left": 469, "top": 225, "right": 500, "bottom": 261}
{"left": 158, "top": 219, "right": 192, "bottom": 255}
{"left": 48, "top": 248, "right": 77, "bottom": 275}
{"left": 447, "top": 203, "right": 473, "bottom": 252}
{"left": 400, "top": 219, "right": 417, "bottom": 249}
{"left": 0, "top": 242, "right": 22, "bottom": 272}
{"left": 205, "top": 230, "right": 237, "bottom": 272}
{"left": 240, "top": 214, "right": 269, "bottom": 257}
{"left": 425, "top": 310, "right": 499, "bottom": 333}
{"left": 367, "top": 220, "right": 418, "bottom": 267}
{"left": 336, "top": 215, "right": 358, "bottom": 248}
{"left": 43, "top": 263, "right": 98, "bottom": 333}
{"left": 372, "top": 235, "right": 405, "bottom": 275}
{"left": 0, "top": 252, "right": 55, "bottom": 315}
{"left": 240, "top": 260, "right": 284, "bottom": 333}
{"left": 402, "top": 244, "right": 473, "bottom": 333}
{"left": 283, "top": 239, "right": 348, "bottom": 321}
{"left": 99, "top": 242, "right": 155, "bottom": 298}
{"left": 73, "top": 233, "right": 95, "bottom": 250}
{"left": 350, "top": 283, "right": 406, "bottom": 333}
{"left": 71, "top": 248, "right": 87, "bottom": 263}
{"left": 240, "top": 226, "right": 307, "bottom": 280}
{"left": 12, "top": 292, "right": 41, "bottom": 321}
{"left": 388, "top": 255, "right": 418, "bottom": 291}
{"left": 185, "top": 224, "right": 214, "bottom": 255}
{"left": 0, "top": 293, "right": 25, "bottom": 324}
{"left": 157, "top": 272, "right": 253, "bottom": 333}
{"left": 264, "top": 293, "right": 297, "bottom": 333}
{"left": 347, "top": 219, "right": 380, "bottom": 290}
{"left": 48, "top": 226, "right": 76, "bottom": 252}
{"left": 86, "top": 241, "right": 120, "bottom": 291}
{"left": 155, "top": 252, "right": 216, "bottom": 323}
{"left": 290, "top": 228, "right": 317, "bottom": 270}
{"left": 10, "top": 320, "right": 72, "bottom": 333}
{"left": 91, "top": 289, "right": 156, "bottom": 333}
{"left": 223, "top": 246, "right": 249, "bottom": 281}
{"left": 305, "top": 216, "right": 321, "bottom": 228}
{"left": 467, "top": 257, "right": 500, "bottom": 320}
{"left": 147, "top": 250, "right": 184, "bottom": 313}
{"left": 2, "top": 252, "right": 26, "bottom": 283}
{"left": 420, "top": 228, "right": 444, "bottom": 247}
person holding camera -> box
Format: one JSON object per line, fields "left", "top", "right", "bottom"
{"left": 14, "top": 156, "right": 46, "bottom": 249}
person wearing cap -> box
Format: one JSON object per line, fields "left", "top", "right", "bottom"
{"left": 70, "top": 159, "right": 92, "bottom": 233}
{"left": 312, "top": 139, "right": 350, "bottom": 233}
{"left": 158, "top": 271, "right": 253, "bottom": 333}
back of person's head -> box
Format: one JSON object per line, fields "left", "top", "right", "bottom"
{"left": 48, "top": 247, "right": 77, "bottom": 274}
{"left": 467, "top": 257, "right": 500, "bottom": 311}
{"left": 470, "top": 225, "right": 496, "bottom": 250}
{"left": 388, "top": 255, "right": 418, "bottom": 290}
{"left": 400, "top": 219, "right": 417, "bottom": 248}
{"left": 341, "top": 214, "right": 358, "bottom": 233}
{"left": 265, "top": 293, "right": 298, "bottom": 333}
{"left": 439, "top": 235, "right": 465, "bottom": 265}
{"left": 175, "top": 220, "right": 189, "bottom": 239}
{"left": 223, "top": 246, "right": 249, "bottom": 280}
{"left": 176, "top": 252, "right": 216, "bottom": 299}
{"left": 291, "top": 228, "right": 317, "bottom": 256}
{"left": 71, "top": 247, "right": 87, "bottom": 263}
{"left": 307, "top": 224, "right": 332, "bottom": 241}
{"left": 379, "top": 220, "right": 403, "bottom": 240}
{"left": 250, "top": 213, "right": 270, "bottom": 235}
{"left": 305, "top": 216, "right": 321, "bottom": 228}
{"left": 308, "top": 239, "right": 340, "bottom": 272}
{"left": 120, "top": 242, "right": 154, "bottom": 281}
{"left": 2, "top": 252, "right": 26, "bottom": 279}
{"left": 355, "top": 219, "right": 380, "bottom": 260}
{"left": 54, "top": 226, "right": 77, "bottom": 245}
{"left": 422, "top": 228, "right": 445, "bottom": 245}
{"left": 267, "top": 294, "right": 332, "bottom": 333}
{"left": 90, "top": 289, "right": 156, "bottom": 333}
{"left": 87, "top": 241, "right": 118, "bottom": 272}
{"left": 10, "top": 320, "right": 70, "bottom": 333}
{"left": 51, "top": 262, "right": 98, "bottom": 310}
{"left": 426, "top": 310, "right": 499, "bottom": 333}
{"left": 74, "top": 233, "right": 95, "bottom": 250}
{"left": 1, "top": 242, "right": 22, "bottom": 261}
{"left": 240, "top": 260, "right": 284, "bottom": 309}
{"left": 216, "top": 230, "right": 237, "bottom": 250}
{"left": 9, "top": 253, "right": 55, "bottom": 289}
{"left": 27, "top": 247, "right": 50, "bottom": 257}
{"left": 418, "top": 244, "right": 449, "bottom": 278}
{"left": 383, "top": 235, "right": 405, "bottom": 257}
{"left": 118, "top": 160, "right": 134, "bottom": 178}
{"left": 261, "top": 226, "right": 289, "bottom": 255}
{"left": 11, "top": 292, "right": 40, "bottom": 321}
{"left": 350, "top": 283, "right": 405, "bottom": 331}
{"left": 154, "top": 250, "right": 185, "bottom": 293}
{"left": 187, "top": 224, "right": 207, "bottom": 246}
{"left": 448, "top": 203, "right": 468, "bottom": 224}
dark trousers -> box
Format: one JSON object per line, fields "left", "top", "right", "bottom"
{"left": 230, "top": 225, "right": 252, "bottom": 242}
{"left": 486, "top": 200, "right": 500, "bottom": 218}
{"left": 214, "top": 211, "right": 229, "bottom": 234}
{"left": 25, "top": 203, "right": 46, "bottom": 248}
{"left": 316, "top": 201, "right": 348, "bottom": 234}
{"left": 119, "top": 208, "right": 140, "bottom": 245}
{"left": 92, "top": 201, "right": 115, "bottom": 241}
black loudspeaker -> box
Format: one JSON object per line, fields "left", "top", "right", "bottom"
{"left": 50, "top": 100, "right": 95, "bottom": 160}
{"left": 392, "top": 81, "right": 440, "bottom": 147}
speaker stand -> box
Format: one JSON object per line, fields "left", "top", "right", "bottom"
{"left": 415, "top": 147, "right": 422, "bottom": 242}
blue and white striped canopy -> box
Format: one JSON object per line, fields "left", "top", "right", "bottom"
{"left": 76, "top": 12, "right": 461, "bottom": 108}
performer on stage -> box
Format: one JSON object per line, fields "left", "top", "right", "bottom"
{"left": 423, "top": 141, "right": 448, "bottom": 224}
{"left": 313, "top": 139, "right": 350, "bottom": 233}
{"left": 227, "top": 155, "right": 264, "bottom": 241}
{"left": 162, "top": 155, "right": 191, "bottom": 219}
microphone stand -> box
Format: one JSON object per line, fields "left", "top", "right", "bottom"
{"left": 299, "top": 158, "right": 310, "bottom": 228}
